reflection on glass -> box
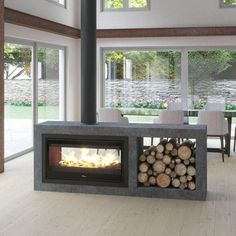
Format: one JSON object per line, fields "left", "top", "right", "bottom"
{"left": 104, "top": 0, "right": 123, "bottom": 9}
{"left": 37, "top": 47, "right": 64, "bottom": 123}
{"left": 49, "top": 0, "right": 65, "bottom": 6}
{"left": 188, "top": 50, "right": 236, "bottom": 111}
{"left": 223, "top": 0, "right": 236, "bottom": 6}
{"left": 4, "top": 43, "right": 33, "bottom": 157}
{"left": 128, "top": 0, "right": 148, "bottom": 8}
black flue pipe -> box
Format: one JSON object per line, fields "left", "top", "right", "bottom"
{"left": 81, "top": 0, "right": 97, "bottom": 124}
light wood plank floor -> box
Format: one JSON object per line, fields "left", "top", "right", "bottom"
{"left": 0, "top": 151, "right": 236, "bottom": 236}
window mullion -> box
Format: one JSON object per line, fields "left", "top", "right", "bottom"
{"left": 124, "top": 0, "right": 129, "bottom": 9}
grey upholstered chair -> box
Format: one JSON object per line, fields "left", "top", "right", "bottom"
{"left": 98, "top": 108, "right": 129, "bottom": 124}
{"left": 153, "top": 110, "right": 185, "bottom": 124}
{"left": 197, "top": 110, "right": 228, "bottom": 162}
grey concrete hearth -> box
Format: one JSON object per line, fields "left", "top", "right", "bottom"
{"left": 34, "top": 122, "right": 207, "bottom": 201}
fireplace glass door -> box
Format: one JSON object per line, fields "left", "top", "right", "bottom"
{"left": 43, "top": 135, "right": 128, "bottom": 187}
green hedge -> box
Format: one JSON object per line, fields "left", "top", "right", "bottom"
{"left": 110, "top": 101, "right": 236, "bottom": 111}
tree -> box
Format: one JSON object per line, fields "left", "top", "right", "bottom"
{"left": 129, "top": 0, "right": 147, "bottom": 8}
{"left": 224, "top": 0, "right": 236, "bottom": 4}
{"left": 105, "top": 0, "right": 123, "bottom": 9}
{"left": 4, "top": 43, "right": 31, "bottom": 80}
{"left": 4, "top": 43, "right": 59, "bottom": 80}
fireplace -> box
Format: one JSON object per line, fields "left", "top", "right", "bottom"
{"left": 42, "top": 134, "right": 128, "bottom": 187}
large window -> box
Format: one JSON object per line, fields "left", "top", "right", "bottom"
{"left": 4, "top": 40, "right": 66, "bottom": 159}
{"left": 103, "top": 50, "right": 181, "bottom": 121}
{"left": 220, "top": 0, "right": 236, "bottom": 7}
{"left": 102, "top": 48, "right": 236, "bottom": 122}
{"left": 103, "top": 0, "right": 149, "bottom": 11}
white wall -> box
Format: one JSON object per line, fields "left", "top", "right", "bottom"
{"left": 5, "top": 0, "right": 80, "bottom": 28}
{"left": 5, "top": 23, "right": 81, "bottom": 121}
{"left": 5, "top": 0, "right": 236, "bottom": 29}
{"left": 97, "top": 0, "right": 236, "bottom": 29}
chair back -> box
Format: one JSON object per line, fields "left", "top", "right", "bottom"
{"left": 197, "top": 110, "right": 228, "bottom": 135}
{"left": 98, "top": 108, "right": 129, "bottom": 123}
{"left": 205, "top": 102, "right": 225, "bottom": 111}
{"left": 168, "top": 101, "right": 187, "bottom": 111}
{"left": 154, "top": 110, "right": 184, "bottom": 124}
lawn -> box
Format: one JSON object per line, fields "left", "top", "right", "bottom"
{"left": 4, "top": 104, "right": 59, "bottom": 120}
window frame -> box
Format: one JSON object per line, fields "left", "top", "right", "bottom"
{"left": 46, "top": 0, "right": 67, "bottom": 9}
{"left": 220, "top": 0, "right": 236, "bottom": 8}
{"left": 101, "top": 0, "right": 151, "bottom": 12}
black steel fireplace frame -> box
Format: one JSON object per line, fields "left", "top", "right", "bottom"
{"left": 42, "top": 134, "right": 129, "bottom": 187}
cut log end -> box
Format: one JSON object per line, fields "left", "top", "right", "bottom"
{"left": 156, "top": 174, "right": 171, "bottom": 188}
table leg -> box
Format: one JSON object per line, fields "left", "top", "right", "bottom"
{"left": 226, "top": 117, "right": 232, "bottom": 157}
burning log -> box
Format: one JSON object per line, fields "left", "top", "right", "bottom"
{"left": 137, "top": 139, "right": 196, "bottom": 191}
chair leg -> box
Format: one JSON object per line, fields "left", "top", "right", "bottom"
{"left": 151, "top": 137, "right": 154, "bottom": 146}
{"left": 220, "top": 136, "right": 224, "bottom": 162}
{"left": 234, "top": 127, "right": 236, "bottom": 152}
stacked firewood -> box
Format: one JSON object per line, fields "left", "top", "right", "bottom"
{"left": 138, "top": 139, "right": 196, "bottom": 190}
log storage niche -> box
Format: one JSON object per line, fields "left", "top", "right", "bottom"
{"left": 138, "top": 139, "right": 196, "bottom": 191}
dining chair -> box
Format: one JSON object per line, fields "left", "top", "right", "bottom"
{"left": 97, "top": 108, "right": 129, "bottom": 124}
{"left": 153, "top": 110, "right": 185, "bottom": 124}
{"left": 234, "top": 126, "right": 236, "bottom": 152}
{"left": 152, "top": 110, "right": 185, "bottom": 145}
{"left": 205, "top": 102, "right": 225, "bottom": 111}
{"left": 168, "top": 101, "right": 188, "bottom": 124}
{"left": 197, "top": 110, "right": 228, "bottom": 162}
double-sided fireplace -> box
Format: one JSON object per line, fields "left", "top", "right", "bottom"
{"left": 42, "top": 135, "right": 128, "bottom": 187}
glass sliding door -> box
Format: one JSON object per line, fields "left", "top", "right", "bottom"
{"left": 4, "top": 42, "right": 33, "bottom": 157}
{"left": 103, "top": 49, "right": 181, "bottom": 122}
{"left": 37, "top": 46, "right": 65, "bottom": 123}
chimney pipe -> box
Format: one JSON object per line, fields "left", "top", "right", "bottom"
{"left": 81, "top": 0, "right": 97, "bottom": 124}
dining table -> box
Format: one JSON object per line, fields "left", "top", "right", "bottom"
{"left": 121, "top": 108, "right": 236, "bottom": 156}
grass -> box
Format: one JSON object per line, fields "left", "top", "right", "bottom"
{"left": 4, "top": 105, "right": 236, "bottom": 125}
{"left": 4, "top": 104, "right": 59, "bottom": 119}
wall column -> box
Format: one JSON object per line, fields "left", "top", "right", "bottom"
{"left": 0, "top": 0, "right": 4, "bottom": 172}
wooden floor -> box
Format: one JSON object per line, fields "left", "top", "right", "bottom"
{"left": 0, "top": 152, "right": 236, "bottom": 236}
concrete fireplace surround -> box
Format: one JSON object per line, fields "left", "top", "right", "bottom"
{"left": 34, "top": 122, "right": 207, "bottom": 201}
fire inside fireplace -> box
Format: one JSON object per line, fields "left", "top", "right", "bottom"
{"left": 54, "top": 147, "right": 121, "bottom": 169}
{"left": 42, "top": 135, "right": 128, "bottom": 187}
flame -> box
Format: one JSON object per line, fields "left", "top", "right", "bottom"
{"left": 59, "top": 148, "right": 121, "bottom": 168}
